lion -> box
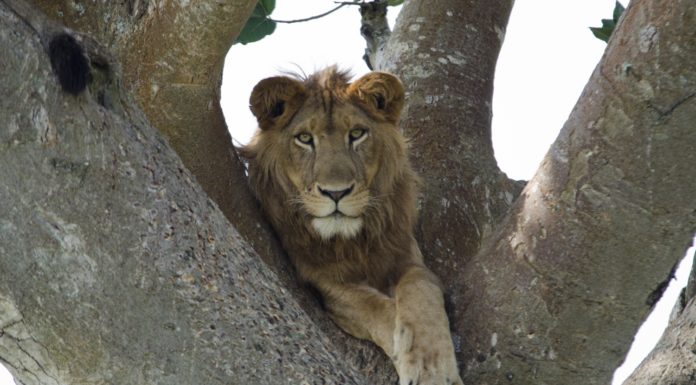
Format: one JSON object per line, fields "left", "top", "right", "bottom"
{"left": 240, "top": 67, "right": 463, "bottom": 385}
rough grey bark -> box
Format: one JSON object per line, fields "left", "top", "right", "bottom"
{"left": 378, "top": 0, "right": 524, "bottom": 291}
{"left": 0, "top": 3, "right": 388, "bottom": 385}
{"left": 378, "top": 0, "right": 696, "bottom": 384}
{"left": 27, "top": 0, "right": 284, "bottom": 273}
{"left": 454, "top": 1, "right": 695, "bottom": 384}
{"left": 623, "top": 250, "right": 696, "bottom": 385}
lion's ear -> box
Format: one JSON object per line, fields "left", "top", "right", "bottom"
{"left": 348, "top": 72, "right": 404, "bottom": 124}
{"left": 249, "top": 76, "right": 306, "bottom": 130}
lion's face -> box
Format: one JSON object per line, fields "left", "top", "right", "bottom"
{"left": 281, "top": 101, "right": 381, "bottom": 239}
{"left": 243, "top": 68, "right": 407, "bottom": 240}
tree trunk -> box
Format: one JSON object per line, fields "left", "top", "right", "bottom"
{"left": 27, "top": 0, "right": 288, "bottom": 272}
{"left": 1, "top": 0, "right": 695, "bottom": 384}
{"left": 376, "top": 0, "right": 524, "bottom": 299}
{"left": 0, "top": 1, "right": 395, "bottom": 384}
{"left": 379, "top": 0, "right": 696, "bottom": 384}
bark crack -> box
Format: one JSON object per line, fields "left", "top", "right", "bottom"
{"left": 1, "top": 310, "right": 59, "bottom": 385}
{"left": 0, "top": 319, "right": 22, "bottom": 334}
{"left": 14, "top": 338, "right": 60, "bottom": 385}
{"left": 646, "top": 92, "right": 696, "bottom": 123}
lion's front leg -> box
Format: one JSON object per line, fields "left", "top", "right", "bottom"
{"left": 393, "top": 266, "right": 463, "bottom": 385}
{"left": 321, "top": 283, "right": 397, "bottom": 357}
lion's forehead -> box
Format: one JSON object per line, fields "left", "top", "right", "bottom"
{"left": 291, "top": 102, "right": 370, "bottom": 135}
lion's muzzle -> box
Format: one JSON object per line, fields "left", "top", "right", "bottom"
{"left": 304, "top": 182, "right": 368, "bottom": 240}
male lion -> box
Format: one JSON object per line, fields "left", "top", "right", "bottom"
{"left": 241, "top": 67, "right": 463, "bottom": 385}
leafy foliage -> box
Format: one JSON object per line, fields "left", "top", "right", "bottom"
{"left": 235, "top": 0, "right": 276, "bottom": 45}
{"left": 235, "top": 1, "right": 405, "bottom": 46}
{"left": 590, "top": 1, "right": 625, "bottom": 42}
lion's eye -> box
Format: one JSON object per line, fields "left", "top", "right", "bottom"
{"left": 348, "top": 128, "right": 367, "bottom": 143}
{"left": 295, "top": 132, "right": 314, "bottom": 147}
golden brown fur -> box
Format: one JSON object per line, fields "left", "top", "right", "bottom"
{"left": 241, "top": 67, "right": 462, "bottom": 385}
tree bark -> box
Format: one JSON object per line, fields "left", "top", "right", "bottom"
{"left": 20, "top": 2, "right": 346, "bottom": 360}
{"left": 27, "top": 0, "right": 285, "bottom": 272}
{"left": 378, "top": 0, "right": 696, "bottom": 384}
{"left": 1, "top": 0, "right": 696, "bottom": 384}
{"left": 0, "top": 2, "right": 395, "bottom": 384}
{"left": 623, "top": 250, "right": 696, "bottom": 385}
{"left": 451, "top": 1, "right": 695, "bottom": 383}
{"left": 377, "top": 0, "right": 524, "bottom": 291}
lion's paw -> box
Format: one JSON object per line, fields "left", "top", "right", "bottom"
{"left": 392, "top": 322, "right": 463, "bottom": 385}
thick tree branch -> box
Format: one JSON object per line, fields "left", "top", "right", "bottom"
{"left": 378, "top": 0, "right": 522, "bottom": 300}
{"left": 0, "top": 3, "right": 378, "bottom": 384}
{"left": 27, "top": 0, "right": 286, "bottom": 274}
{"left": 451, "top": 0, "right": 696, "bottom": 383}
{"left": 1, "top": 0, "right": 402, "bottom": 382}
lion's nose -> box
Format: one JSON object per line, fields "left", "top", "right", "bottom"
{"left": 318, "top": 185, "right": 353, "bottom": 203}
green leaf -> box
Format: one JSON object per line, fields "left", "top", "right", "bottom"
{"left": 387, "top": 0, "right": 405, "bottom": 5}
{"left": 601, "top": 18, "right": 616, "bottom": 30}
{"left": 235, "top": 2, "right": 277, "bottom": 45}
{"left": 590, "top": 2, "right": 624, "bottom": 43}
{"left": 589, "top": 26, "right": 612, "bottom": 43}
{"left": 258, "top": 0, "right": 275, "bottom": 16}
{"left": 613, "top": 1, "right": 625, "bottom": 22}
{"left": 589, "top": 27, "right": 610, "bottom": 42}
{"left": 236, "top": 17, "right": 276, "bottom": 45}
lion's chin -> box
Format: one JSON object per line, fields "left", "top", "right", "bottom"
{"left": 311, "top": 215, "right": 363, "bottom": 240}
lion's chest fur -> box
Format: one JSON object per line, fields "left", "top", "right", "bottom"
{"left": 281, "top": 229, "right": 413, "bottom": 294}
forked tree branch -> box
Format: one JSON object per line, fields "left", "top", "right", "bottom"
{"left": 379, "top": 0, "right": 696, "bottom": 384}
{"left": 450, "top": 0, "right": 696, "bottom": 383}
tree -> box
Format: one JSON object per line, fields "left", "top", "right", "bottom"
{"left": 0, "top": 0, "right": 694, "bottom": 384}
